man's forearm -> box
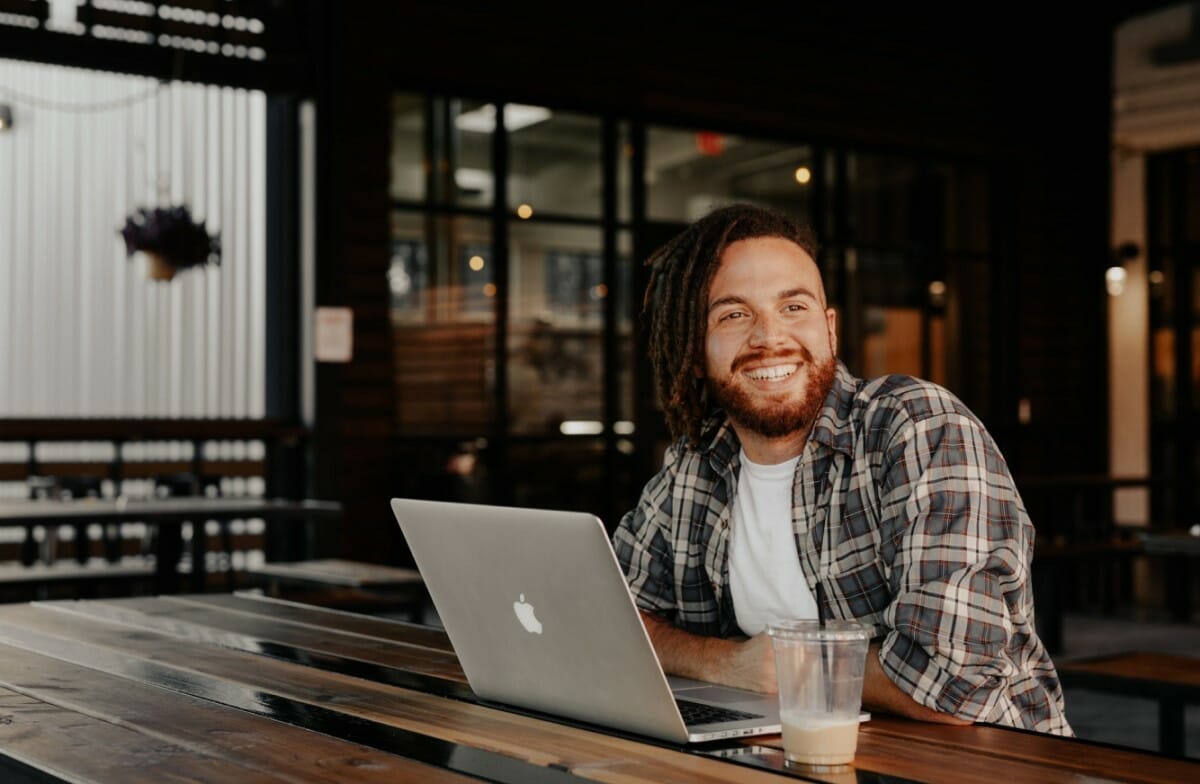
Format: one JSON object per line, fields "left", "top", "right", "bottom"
{"left": 639, "top": 610, "right": 776, "bottom": 692}
{"left": 862, "top": 641, "right": 972, "bottom": 725}
{"left": 640, "top": 610, "right": 974, "bottom": 723}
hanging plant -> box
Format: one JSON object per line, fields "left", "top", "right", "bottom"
{"left": 119, "top": 205, "right": 221, "bottom": 281}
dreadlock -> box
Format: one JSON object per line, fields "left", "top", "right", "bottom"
{"left": 642, "top": 202, "right": 819, "bottom": 446}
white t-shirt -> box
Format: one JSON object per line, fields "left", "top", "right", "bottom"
{"left": 729, "top": 449, "right": 819, "bottom": 636}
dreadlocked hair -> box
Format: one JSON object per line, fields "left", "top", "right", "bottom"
{"left": 641, "top": 202, "right": 819, "bottom": 446}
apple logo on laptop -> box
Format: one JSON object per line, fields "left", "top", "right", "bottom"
{"left": 513, "top": 593, "right": 543, "bottom": 634}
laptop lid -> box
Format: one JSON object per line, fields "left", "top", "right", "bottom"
{"left": 390, "top": 497, "right": 780, "bottom": 744}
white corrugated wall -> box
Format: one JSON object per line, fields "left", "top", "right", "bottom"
{"left": 0, "top": 57, "right": 266, "bottom": 418}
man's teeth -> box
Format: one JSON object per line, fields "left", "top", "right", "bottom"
{"left": 745, "top": 364, "right": 797, "bottom": 381}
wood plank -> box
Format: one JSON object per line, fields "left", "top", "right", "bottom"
{"left": 0, "top": 649, "right": 470, "bottom": 784}
{"left": 44, "top": 596, "right": 466, "bottom": 683}
{"left": 0, "top": 603, "right": 796, "bottom": 784}
{"left": 0, "top": 685, "right": 279, "bottom": 784}
{"left": 248, "top": 558, "right": 423, "bottom": 588}
{"left": 0, "top": 559, "right": 153, "bottom": 584}
{"left": 856, "top": 715, "right": 1200, "bottom": 784}
{"left": 171, "top": 591, "right": 454, "bottom": 651}
{"left": 1057, "top": 651, "right": 1200, "bottom": 689}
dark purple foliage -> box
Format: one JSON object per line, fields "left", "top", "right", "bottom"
{"left": 119, "top": 205, "right": 221, "bottom": 269}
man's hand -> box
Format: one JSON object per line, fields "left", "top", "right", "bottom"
{"left": 639, "top": 611, "right": 974, "bottom": 725}
{"left": 639, "top": 611, "right": 777, "bottom": 693}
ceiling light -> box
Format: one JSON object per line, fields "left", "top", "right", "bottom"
{"left": 455, "top": 104, "right": 551, "bottom": 133}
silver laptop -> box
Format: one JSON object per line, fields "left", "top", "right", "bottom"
{"left": 390, "top": 496, "right": 781, "bottom": 744}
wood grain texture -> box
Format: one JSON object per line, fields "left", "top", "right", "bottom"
{"left": 43, "top": 596, "right": 466, "bottom": 682}
{"left": 0, "top": 603, "right": 784, "bottom": 784}
{"left": 168, "top": 592, "right": 455, "bottom": 651}
{"left": 0, "top": 678, "right": 466, "bottom": 784}
{"left": 1058, "top": 651, "right": 1200, "bottom": 688}
{"left": 0, "top": 598, "right": 1195, "bottom": 783}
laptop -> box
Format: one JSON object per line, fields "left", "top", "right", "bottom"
{"left": 390, "top": 496, "right": 782, "bottom": 744}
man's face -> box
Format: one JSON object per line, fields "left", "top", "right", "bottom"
{"left": 703, "top": 236, "right": 838, "bottom": 439}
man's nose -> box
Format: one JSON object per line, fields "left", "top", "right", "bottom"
{"left": 749, "top": 313, "right": 785, "bottom": 345}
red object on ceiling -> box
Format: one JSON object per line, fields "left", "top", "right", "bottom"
{"left": 695, "top": 131, "right": 724, "bottom": 156}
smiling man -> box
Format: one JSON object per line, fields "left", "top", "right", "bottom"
{"left": 612, "top": 202, "right": 1072, "bottom": 736}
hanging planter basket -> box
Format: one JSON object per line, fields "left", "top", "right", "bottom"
{"left": 145, "top": 251, "right": 177, "bottom": 282}
{"left": 119, "top": 205, "right": 221, "bottom": 282}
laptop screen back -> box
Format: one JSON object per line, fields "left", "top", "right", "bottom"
{"left": 390, "top": 497, "right": 692, "bottom": 742}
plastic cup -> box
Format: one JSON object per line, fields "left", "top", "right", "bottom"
{"left": 766, "top": 619, "right": 871, "bottom": 770}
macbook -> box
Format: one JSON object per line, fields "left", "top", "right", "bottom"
{"left": 390, "top": 496, "right": 782, "bottom": 744}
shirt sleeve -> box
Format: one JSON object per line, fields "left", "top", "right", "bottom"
{"left": 612, "top": 442, "right": 682, "bottom": 619}
{"left": 874, "top": 402, "right": 1041, "bottom": 725}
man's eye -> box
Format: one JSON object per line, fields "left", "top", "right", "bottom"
{"left": 718, "top": 311, "right": 745, "bottom": 321}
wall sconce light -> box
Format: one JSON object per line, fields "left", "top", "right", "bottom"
{"left": 0, "top": 104, "right": 12, "bottom": 131}
{"left": 1105, "top": 241, "right": 1139, "bottom": 297}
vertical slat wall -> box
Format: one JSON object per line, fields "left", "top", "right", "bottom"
{"left": 0, "top": 57, "right": 266, "bottom": 418}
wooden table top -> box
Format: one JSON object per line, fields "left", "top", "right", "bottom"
{"left": 1058, "top": 651, "right": 1200, "bottom": 693}
{"left": 0, "top": 592, "right": 1194, "bottom": 783}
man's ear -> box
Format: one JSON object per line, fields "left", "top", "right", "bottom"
{"left": 826, "top": 307, "right": 838, "bottom": 356}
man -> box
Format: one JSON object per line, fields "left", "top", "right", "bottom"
{"left": 612, "top": 202, "right": 1072, "bottom": 735}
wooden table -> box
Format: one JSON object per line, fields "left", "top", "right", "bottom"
{"left": 249, "top": 557, "right": 428, "bottom": 618}
{"left": 0, "top": 497, "right": 342, "bottom": 593}
{"left": 0, "top": 593, "right": 1194, "bottom": 783}
{"left": 1058, "top": 651, "right": 1200, "bottom": 757}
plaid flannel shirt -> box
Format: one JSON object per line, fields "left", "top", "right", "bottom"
{"left": 613, "top": 361, "right": 1072, "bottom": 736}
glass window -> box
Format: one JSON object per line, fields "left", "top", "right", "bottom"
{"left": 390, "top": 93, "right": 424, "bottom": 202}
{"left": 444, "top": 98, "right": 496, "bottom": 209}
{"left": 507, "top": 105, "right": 601, "bottom": 219}
{"left": 391, "top": 96, "right": 498, "bottom": 208}
{"left": 618, "top": 121, "right": 634, "bottom": 223}
{"left": 390, "top": 211, "right": 496, "bottom": 435}
{"left": 646, "top": 125, "right": 815, "bottom": 223}
{"left": 616, "top": 230, "right": 635, "bottom": 427}
{"left": 840, "top": 153, "right": 979, "bottom": 386}
{"left": 508, "top": 222, "right": 613, "bottom": 435}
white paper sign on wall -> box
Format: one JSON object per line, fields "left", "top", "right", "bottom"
{"left": 314, "top": 307, "right": 353, "bottom": 363}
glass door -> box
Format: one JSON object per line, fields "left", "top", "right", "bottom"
{"left": 1147, "top": 148, "right": 1200, "bottom": 524}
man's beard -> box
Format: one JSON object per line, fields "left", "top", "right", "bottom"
{"left": 709, "top": 349, "right": 837, "bottom": 439}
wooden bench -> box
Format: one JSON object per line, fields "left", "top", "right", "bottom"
{"left": 0, "top": 557, "right": 156, "bottom": 602}
{"left": 247, "top": 558, "right": 427, "bottom": 620}
{"left": 1057, "top": 651, "right": 1200, "bottom": 756}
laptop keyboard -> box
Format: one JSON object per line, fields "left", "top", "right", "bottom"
{"left": 675, "top": 697, "right": 763, "bottom": 726}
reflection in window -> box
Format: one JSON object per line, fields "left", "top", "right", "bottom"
{"left": 509, "top": 223, "right": 605, "bottom": 435}
{"left": 390, "top": 93, "right": 424, "bottom": 202}
{"left": 390, "top": 213, "right": 496, "bottom": 435}
{"left": 390, "top": 95, "right": 495, "bottom": 207}
{"left": 545, "top": 250, "right": 604, "bottom": 317}
{"left": 389, "top": 239, "right": 428, "bottom": 312}
{"left": 508, "top": 106, "right": 602, "bottom": 219}
{"left": 459, "top": 244, "right": 495, "bottom": 315}
{"left": 646, "top": 126, "right": 815, "bottom": 223}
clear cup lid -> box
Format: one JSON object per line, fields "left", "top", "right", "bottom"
{"left": 766, "top": 619, "right": 870, "bottom": 641}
